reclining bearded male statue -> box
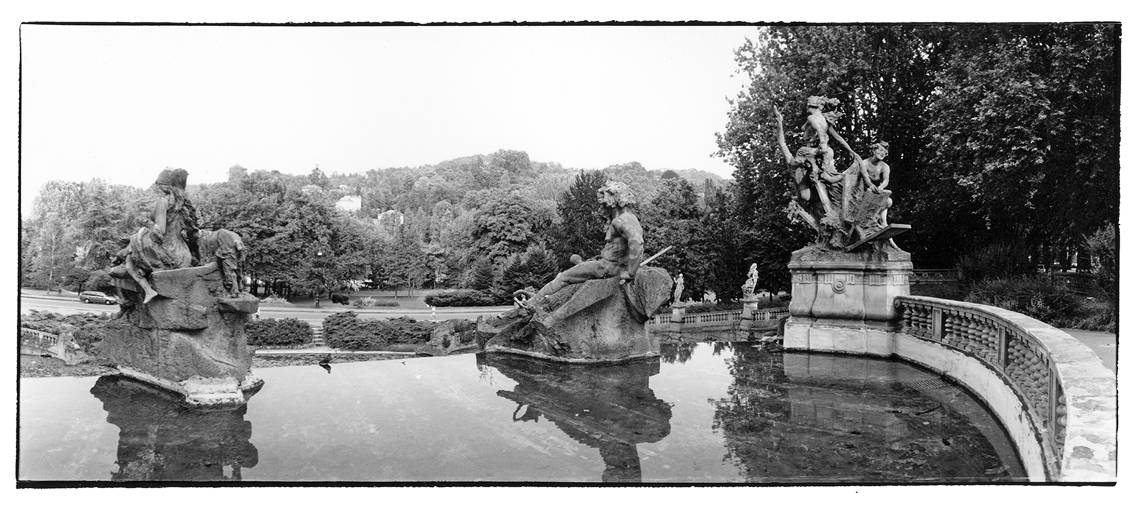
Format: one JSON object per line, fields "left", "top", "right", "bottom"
{"left": 475, "top": 181, "right": 674, "bottom": 363}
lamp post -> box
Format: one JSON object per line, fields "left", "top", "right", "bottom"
{"left": 314, "top": 250, "right": 325, "bottom": 308}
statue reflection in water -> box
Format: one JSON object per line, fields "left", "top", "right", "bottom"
{"left": 90, "top": 376, "right": 258, "bottom": 481}
{"left": 478, "top": 353, "right": 672, "bottom": 483}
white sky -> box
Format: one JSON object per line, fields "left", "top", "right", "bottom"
{"left": 19, "top": 24, "right": 757, "bottom": 214}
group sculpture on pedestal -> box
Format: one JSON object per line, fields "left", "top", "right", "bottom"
{"left": 773, "top": 97, "right": 908, "bottom": 252}
{"left": 100, "top": 168, "right": 260, "bottom": 407}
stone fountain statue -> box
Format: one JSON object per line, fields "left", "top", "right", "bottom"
{"left": 772, "top": 97, "right": 913, "bottom": 349}
{"left": 773, "top": 99, "right": 909, "bottom": 252}
{"left": 476, "top": 181, "right": 673, "bottom": 362}
{"left": 100, "top": 168, "right": 261, "bottom": 407}
{"left": 741, "top": 263, "right": 758, "bottom": 301}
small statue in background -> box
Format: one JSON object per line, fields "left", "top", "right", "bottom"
{"left": 741, "top": 263, "right": 758, "bottom": 300}
{"left": 673, "top": 273, "right": 684, "bottom": 305}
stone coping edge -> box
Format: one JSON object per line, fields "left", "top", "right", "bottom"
{"left": 254, "top": 349, "right": 417, "bottom": 356}
{"left": 896, "top": 296, "right": 1117, "bottom": 482}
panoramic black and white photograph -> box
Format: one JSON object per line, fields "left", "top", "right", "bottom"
{"left": 11, "top": 12, "right": 1122, "bottom": 492}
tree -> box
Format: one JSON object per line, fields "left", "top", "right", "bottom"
{"left": 553, "top": 170, "right": 608, "bottom": 268}
{"left": 494, "top": 245, "right": 559, "bottom": 300}
{"left": 469, "top": 190, "right": 555, "bottom": 265}
{"left": 462, "top": 257, "right": 495, "bottom": 291}
{"left": 308, "top": 167, "right": 330, "bottom": 188}
{"left": 640, "top": 178, "right": 706, "bottom": 296}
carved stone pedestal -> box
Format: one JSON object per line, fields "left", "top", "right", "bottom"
{"left": 783, "top": 244, "right": 911, "bottom": 354}
{"left": 670, "top": 306, "right": 686, "bottom": 323}
{"left": 100, "top": 264, "right": 262, "bottom": 407}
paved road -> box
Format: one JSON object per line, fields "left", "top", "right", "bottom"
{"left": 19, "top": 293, "right": 511, "bottom": 326}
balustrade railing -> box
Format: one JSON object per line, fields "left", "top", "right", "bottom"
{"left": 650, "top": 306, "right": 789, "bottom": 326}
{"left": 895, "top": 296, "right": 1071, "bottom": 478}
{"left": 20, "top": 327, "right": 60, "bottom": 348}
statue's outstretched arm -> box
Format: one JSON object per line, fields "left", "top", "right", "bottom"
{"left": 773, "top": 106, "right": 794, "bottom": 166}
{"left": 827, "top": 126, "right": 861, "bottom": 161}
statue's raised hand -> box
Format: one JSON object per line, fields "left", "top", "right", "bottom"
{"left": 772, "top": 105, "right": 784, "bottom": 124}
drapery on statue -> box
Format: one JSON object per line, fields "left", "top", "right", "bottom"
{"left": 773, "top": 98, "right": 906, "bottom": 251}
{"left": 113, "top": 168, "right": 201, "bottom": 303}
{"left": 741, "top": 263, "right": 758, "bottom": 299}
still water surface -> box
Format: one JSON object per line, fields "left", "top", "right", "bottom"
{"left": 19, "top": 343, "right": 1026, "bottom": 482}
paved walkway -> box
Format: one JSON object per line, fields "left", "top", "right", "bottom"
{"left": 1060, "top": 328, "right": 1117, "bottom": 372}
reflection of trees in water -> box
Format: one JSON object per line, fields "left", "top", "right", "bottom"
{"left": 90, "top": 376, "right": 258, "bottom": 481}
{"left": 710, "top": 346, "right": 1017, "bottom": 482}
{"left": 478, "top": 353, "right": 672, "bottom": 482}
{"left": 659, "top": 342, "right": 697, "bottom": 364}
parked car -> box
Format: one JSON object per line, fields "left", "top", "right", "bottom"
{"left": 79, "top": 291, "right": 117, "bottom": 305}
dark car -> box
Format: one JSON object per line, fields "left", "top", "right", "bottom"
{"left": 79, "top": 291, "right": 118, "bottom": 305}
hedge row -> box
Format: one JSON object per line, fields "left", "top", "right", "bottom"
{"left": 424, "top": 289, "right": 499, "bottom": 307}
{"left": 245, "top": 317, "right": 313, "bottom": 347}
{"left": 323, "top": 311, "right": 436, "bottom": 351}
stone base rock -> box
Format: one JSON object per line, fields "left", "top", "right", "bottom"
{"left": 100, "top": 264, "right": 260, "bottom": 407}
{"left": 788, "top": 243, "right": 912, "bottom": 322}
{"left": 114, "top": 366, "right": 264, "bottom": 408}
{"left": 479, "top": 267, "right": 673, "bottom": 363}
{"left": 417, "top": 319, "right": 481, "bottom": 356}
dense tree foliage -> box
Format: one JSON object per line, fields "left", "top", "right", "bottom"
{"left": 23, "top": 150, "right": 726, "bottom": 300}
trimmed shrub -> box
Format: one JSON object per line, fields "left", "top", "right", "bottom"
{"left": 245, "top": 318, "right": 313, "bottom": 347}
{"left": 424, "top": 289, "right": 499, "bottom": 307}
{"left": 323, "top": 311, "right": 437, "bottom": 351}
{"left": 259, "top": 295, "right": 290, "bottom": 305}
{"left": 1085, "top": 224, "right": 1117, "bottom": 304}
{"left": 965, "top": 276, "right": 1084, "bottom": 328}
{"left": 352, "top": 296, "right": 400, "bottom": 308}
{"left": 1068, "top": 299, "right": 1116, "bottom": 333}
